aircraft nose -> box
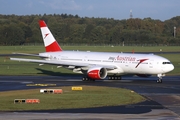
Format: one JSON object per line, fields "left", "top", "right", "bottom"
{"left": 170, "top": 64, "right": 174, "bottom": 71}
{"left": 165, "top": 64, "right": 174, "bottom": 73}
{"left": 162, "top": 64, "right": 174, "bottom": 73}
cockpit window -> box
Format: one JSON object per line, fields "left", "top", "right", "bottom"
{"left": 162, "top": 62, "right": 171, "bottom": 64}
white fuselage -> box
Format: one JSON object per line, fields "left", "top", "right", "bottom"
{"left": 39, "top": 51, "right": 174, "bottom": 75}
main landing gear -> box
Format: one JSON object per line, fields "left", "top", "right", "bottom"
{"left": 82, "top": 75, "right": 122, "bottom": 81}
{"left": 157, "top": 73, "right": 165, "bottom": 83}
{"left": 108, "top": 75, "right": 121, "bottom": 80}
{"left": 82, "top": 76, "right": 95, "bottom": 81}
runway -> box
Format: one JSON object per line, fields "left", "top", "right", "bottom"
{"left": 0, "top": 75, "right": 180, "bottom": 120}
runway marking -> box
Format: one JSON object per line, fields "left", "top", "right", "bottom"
{"left": 26, "top": 84, "right": 56, "bottom": 86}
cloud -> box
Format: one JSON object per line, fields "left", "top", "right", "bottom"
{"left": 39, "top": 0, "right": 81, "bottom": 10}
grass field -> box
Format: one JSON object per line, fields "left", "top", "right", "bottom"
{"left": 0, "top": 45, "right": 180, "bottom": 54}
{"left": 0, "top": 86, "right": 145, "bottom": 111}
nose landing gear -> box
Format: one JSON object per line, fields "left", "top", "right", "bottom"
{"left": 157, "top": 73, "right": 165, "bottom": 83}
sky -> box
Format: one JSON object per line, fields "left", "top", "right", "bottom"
{"left": 0, "top": 0, "right": 180, "bottom": 21}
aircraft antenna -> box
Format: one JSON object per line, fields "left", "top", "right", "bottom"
{"left": 174, "top": 26, "right": 176, "bottom": 38}
{"left": 130, "top": 10, "right": 133, "bottom": 18}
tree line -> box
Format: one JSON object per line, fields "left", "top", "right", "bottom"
{"left": 0, "top": 14, "right": 180, "bottom": 46}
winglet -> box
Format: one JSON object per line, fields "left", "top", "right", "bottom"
{"left": 39, "top": 20, "right": 62, "bottom": 52}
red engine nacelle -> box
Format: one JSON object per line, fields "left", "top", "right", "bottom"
{"left": 87, "top": 67, "right": 107, "bottom": 79}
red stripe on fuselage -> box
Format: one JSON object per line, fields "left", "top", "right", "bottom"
{"left": 45, "top": 41, "right": 62, "bottom": 52}
{"left": 135, "top": 59, "right": 148, "bottom": 68}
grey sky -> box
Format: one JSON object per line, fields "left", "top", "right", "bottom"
{"left": 0, "top": 0, "right": 179, "bottom": 21}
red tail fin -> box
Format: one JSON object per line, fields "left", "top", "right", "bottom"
{"left": 39, "top": 20, "right": 62, "bottom": 52}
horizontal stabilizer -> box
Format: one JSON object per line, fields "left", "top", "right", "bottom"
{"left": 12, "top": 52, "right": 49, "bottom": 58}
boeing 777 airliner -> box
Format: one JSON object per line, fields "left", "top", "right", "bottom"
{"left": 10, "top": 20, "right": 174, "bottom": 83}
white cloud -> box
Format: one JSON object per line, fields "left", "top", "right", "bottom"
{"left": 39, "top": 0, "right": 81, "bottom": 10}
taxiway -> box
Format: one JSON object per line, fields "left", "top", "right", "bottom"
{"left": 0, "top": 75, "right": 180, "bottom": 120}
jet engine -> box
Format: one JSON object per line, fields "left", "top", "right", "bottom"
{"left": 87, "top": 67, "right": 107, "bottom": 79}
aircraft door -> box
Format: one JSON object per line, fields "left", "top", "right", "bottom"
{"left": 149, "top": 60, "right": 154, "bottom": 69}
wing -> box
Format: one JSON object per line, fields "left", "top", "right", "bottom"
{"left": 10, "top": 58, "right": 117, "bottom": 70}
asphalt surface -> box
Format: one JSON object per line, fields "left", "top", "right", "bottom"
{"left": 0, "top": 75, "right": 180, "bottom": 120}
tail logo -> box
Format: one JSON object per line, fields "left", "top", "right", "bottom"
{"left": 44, "top": 33, "right": 49, "bottom": 39}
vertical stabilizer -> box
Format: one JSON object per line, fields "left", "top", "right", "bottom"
{"left": 39, "top": 20, "right": 62, "bottom": 52}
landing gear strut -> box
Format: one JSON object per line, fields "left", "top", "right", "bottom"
{"left": 157, "top": 73, "right": 165, "bottom": 83}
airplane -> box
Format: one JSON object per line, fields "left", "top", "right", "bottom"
{"left": 10, "top": 20, "right": 174, "bottom": 83}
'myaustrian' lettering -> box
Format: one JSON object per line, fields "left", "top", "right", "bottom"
{"left": 116, "top": 56, "right": 136, "bottom": 61}
{"left": 108, "top": 57, "right": 115, "bottom": 61}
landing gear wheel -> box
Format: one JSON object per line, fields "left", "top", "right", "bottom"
{"left": 108, "top": 75, "right": 121, "bottom": 80}
{"left": 157, "top": 73, "right": 163, "bottom": 83}
{"left": 157, "top": 78, "right": 162, "bottom": 83}
{"left": 82, "top": 77, "right": 86, "bottom": 81}
{"left": 82, "top": 76, "right": 95, "bottom": 81}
